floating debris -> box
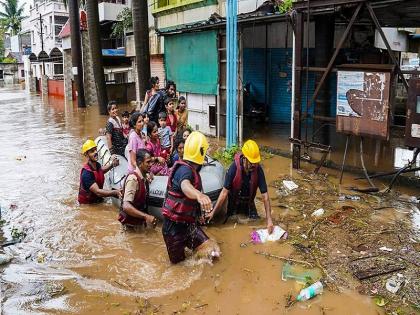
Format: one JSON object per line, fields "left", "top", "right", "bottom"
{"left": 250, "top": 226, "right": 287, "bottom": 244}
{"left": 385, "top": 273, "right": 405, "bottom": 294}
{"left": 379, "top": 246, "right": 393, "bottom": 252}
{"left": 283, "top": 180, "right": 299, "bottom": 191}
{"left": 281, "top": 262, "right": 321, "bottom": 284}
{"left": 296, "top": 281, "right": 324, "bottom": 301}
{"left": 0, "top": 254, "right": 13, "bottom": 265}
{"left": 349, "top": 256, "right": 405, "bottom": 280}
{"left": 311, "top": 208, "right": 325, "bottom": 217}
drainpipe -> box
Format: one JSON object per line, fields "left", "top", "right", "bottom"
{"left": 226, "top": 0, "right": 238, "bottom": 148}
{"left": 291, "top": 32, "right": 296, "bottom": 152}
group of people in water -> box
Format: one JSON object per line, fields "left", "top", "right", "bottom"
{"left": 78, "top": 77, "right": 273, "bottom": 264}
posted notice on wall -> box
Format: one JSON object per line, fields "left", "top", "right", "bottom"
{"left": 337, "top": 71, "right": 364, "bottom": 117}
{"left": 411, "top": 124, "right": 420, "bottom": 138}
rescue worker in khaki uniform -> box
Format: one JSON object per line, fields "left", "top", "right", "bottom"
{"left": 119, "top": 149, "right": 158, "bottom": 228}
{"left": 161, "top": 131, "right": 213, "bottom": 264}
{"left": 206, "top": 140, "right": 274, "bottom": 234}
{"left": 78, "top": 139, "right": 121, "bottom": 204}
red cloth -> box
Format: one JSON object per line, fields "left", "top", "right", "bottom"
{"left": 166, "top": 113, "right": 177, "bottom": 133}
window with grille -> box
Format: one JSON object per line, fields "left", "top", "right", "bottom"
{"left": 54, "top": 63, "right": 64, "bottom": 75}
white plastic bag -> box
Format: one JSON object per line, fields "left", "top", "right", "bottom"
{"left": 251, "top": 226, "right": 288, "bottom": 243}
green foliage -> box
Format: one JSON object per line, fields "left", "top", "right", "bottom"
{"left": 11, "top": 226, "right": 25, "bottom": 239}
{"left": 277, "top": 0, "right": 293, "bottom": 13}
{"left": 212, "top": 145, "right": 240, "bottom": 167}
{"left": 1, "top": 57, "right": 16, "bottom": 63}
{"left": 0, "top": 0, "right": 26, "bottom": 36}
{"left": 111, "top": 7, "right": 132, "bottom": 38}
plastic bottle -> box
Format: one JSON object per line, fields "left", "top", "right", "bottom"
{"left": 296, "top": 281, "right": 323, "bottom": 301}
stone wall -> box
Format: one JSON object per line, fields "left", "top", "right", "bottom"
{"left": 82, "top": 31, "right": 98, "bottom": 106}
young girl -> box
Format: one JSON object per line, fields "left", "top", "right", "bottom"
{"left": 105, "top": 101, "right": 128, "bottom": 156}
{"left": 170, "top": 138, "right": 185, "bottom": 166}
{"left": 122, "top": 111, "right": 131, "bottom": 139}
{"left": 164, "top": 97, "right": 177, "bottom": 133}
{"left": 146, "top": 122, "right": 169, "bottom": 176}
{"left": 182, "top": 128, "right": 191, "bottom": 140}
{"left": 141, "top": 112, "right": 150, "bottom": 140}
{"left": 176, "top": 96, "right": 188, "bottom": 133}
{"left": 127, "top": 112, "right": 145, "bottom": 173}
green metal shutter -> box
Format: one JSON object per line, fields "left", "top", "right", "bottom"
{"left": 164, "top": 30, "right": 218, "bottom": 95}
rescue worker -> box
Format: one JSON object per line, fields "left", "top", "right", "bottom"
{"left": 161, "top": 131, "right": 213, "bottom": 264}
{"left": 78, "top": 140, "right": 122, "bottom": 204}
{"left": 206, "top": 140, "right": 274, "bottom": 234}
{"left": 119, "top": 148, "right": 158, "bottom": 228}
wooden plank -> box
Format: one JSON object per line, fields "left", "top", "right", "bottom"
{"left": 349, "top": 256, "right": 406, "bottom": 280}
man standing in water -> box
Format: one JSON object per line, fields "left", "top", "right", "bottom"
{"left": 161, "top": 131, "right": 214, "bottom": 264}
{"left": 119, "top": 149, "right": 158, "bottom": 228}
{"left": 78, "top": 140, "right": 122, "bottom": 204}
{"left": 206, "top": 140, "right": 274, "bottom": 234}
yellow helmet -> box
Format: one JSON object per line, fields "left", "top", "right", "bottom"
{"left": 82, "top": 139, "right": 97, "bottom": 154}
{"left": 242, "top": 140, "right": 261, "bottom": 164}
{"left": 184, "top": 131, "right": 209, "bottom": 165}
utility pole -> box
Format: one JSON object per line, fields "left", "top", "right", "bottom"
{"left": 39, "top": 14, "right": 45, "bottom": 75}
{"left": 226, "top": 0, "right": 238, "bottom": 147}
{"left": 68, "top": 0, "right": 86, "bottom": 107}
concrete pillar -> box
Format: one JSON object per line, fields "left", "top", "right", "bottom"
{"left": 132, "top": 58, "right": 141, "bottom": 109}
{"left": 63, "top": 49, "right": 73, "bottom": 102}
{"left": 82, "top": 30, "right": 98, "bottom": 106}
{"left": 41, "top": 74, "right": 49, "bottom": 96}
{"left": 314, "top": 15, "right": 335, "bottom": 143}
{"left": 29, "top": 76, "right": 36, "bottom": 93}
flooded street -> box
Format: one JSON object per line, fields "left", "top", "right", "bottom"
{"left": 0, "top": 86, "right": 418, "bottom": 314}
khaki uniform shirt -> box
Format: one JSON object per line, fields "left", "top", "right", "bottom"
{"left": 123, "top": 174, "right": 139, "bottom": 203}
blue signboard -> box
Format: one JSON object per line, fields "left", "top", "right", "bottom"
{"left": 102, "top": 48, "right": 126, "bottom": 57}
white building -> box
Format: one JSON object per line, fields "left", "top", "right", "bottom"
{"left": 21, "top": 0, "right": 68, "bottom": 80}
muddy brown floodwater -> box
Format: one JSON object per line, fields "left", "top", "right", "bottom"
{"left": 0, "top": 86, "right": 418, "bottom": 314}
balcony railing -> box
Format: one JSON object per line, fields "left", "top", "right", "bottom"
{"left": 152, "top": 0, "right": 204, "bottom": 13}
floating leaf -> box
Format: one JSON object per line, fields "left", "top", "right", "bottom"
{"left": 374, "top": 296, "right": 388, "bottom": 307}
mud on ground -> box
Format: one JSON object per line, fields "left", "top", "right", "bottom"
{"left": 266, "top": 170, "right": 420, "bottom": 314}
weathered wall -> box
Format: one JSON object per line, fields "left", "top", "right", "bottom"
{"left": 41, "top": 74, "right": 49, "bottom": 96}
{"left": 63, "top": 49, "right": 73, "bottom": 101}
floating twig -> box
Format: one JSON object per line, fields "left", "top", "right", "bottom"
{"left": 193, "top": 303, "right": 208, "bottom": 310}
{"left": 254, "top": 250, "right": 314, "bottom": 267}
